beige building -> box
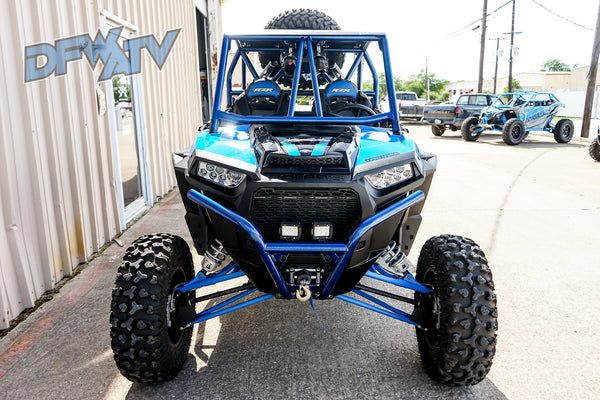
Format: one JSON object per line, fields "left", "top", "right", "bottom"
{"left": 568, "top": 65, "right": 600, "bottom": 91}
{"left": 446, "top": 71, "right": 572, "bottom": 96}
{"left": 0, "top": 0, "right": 222, "bottom": 330}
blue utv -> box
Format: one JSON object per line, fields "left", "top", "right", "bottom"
{"left": 461, "top": 91, "right": 574, "bottom": 145}
{"left": 110, "top": 9, "right": 497, "bottom": 387}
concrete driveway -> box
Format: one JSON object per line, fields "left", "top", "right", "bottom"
{"left": 1, "top": 123, "right": 598, "bottom": 399}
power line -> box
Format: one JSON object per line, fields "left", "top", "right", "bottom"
{"left": 488, "top": 0, "right": 515, "bottom": 19}
{"left": 530, "top": 0, "right": 593, "bottom": 31}
{"left": 440, "top": 0, "right": 513, "bottom": 41}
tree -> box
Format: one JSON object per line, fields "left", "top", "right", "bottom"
{"left": 377, "top": 73, "right": 389, "bottom": 98}
{"left": 503, "top": 78, "right": 522, "bottom": 93}
{"left": 364, "top": 73, "right": 404, "bottom": 100}
{"left": 541, "top": 59, "right": 571, "bottom": 72}
{"left": 435, "top": 91, "right": 452, "bottom": 102}
{"left": 398, "top": 70, "right": 449, "bottom": 100}
{"left": 363, "top": 70, "right": 449, "bottom": 101}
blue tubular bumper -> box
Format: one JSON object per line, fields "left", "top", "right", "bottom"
{"left": 186, "top": 189, "right": 426, "bottom": 300}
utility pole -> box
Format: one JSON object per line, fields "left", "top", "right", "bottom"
{"left": 582, "top": 1, "right": 600, "bottom": 139}
{"left": 491, "top": 38, "right": 500, "bottom": 94}
{"left": 508, "top": 0, "right": 516, "bottom": 92}
{"left": 478, "top": 0, "right": 488, "bottom": 93}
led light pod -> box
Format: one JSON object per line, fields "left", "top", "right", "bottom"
{"left": 365, "top": 163, "right": 413, "bottom": 190}
{"left": 197, "top": 161, "right": 246, "bottom": 188}
{"left": 312, "top": 222, "right": 332, "bottom": 240}
{"left": 279, "top": 222, "right": 301, "bottom": 240}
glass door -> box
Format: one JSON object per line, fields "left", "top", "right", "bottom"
{"left": 103, "top": 12, "right": 152, "bottom": 229}
{"left": 112, "top": 74, "right": 144, "bottom": 211}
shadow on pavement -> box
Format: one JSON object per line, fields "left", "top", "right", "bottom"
{"left": 123, "top": 295, "right": 509, "bottom": 400}
{"left": 427, "top": 131, "right": 589, "bottom": 149}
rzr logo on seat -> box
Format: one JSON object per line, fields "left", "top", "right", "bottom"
{"left": 253, "top": 88, "right": 274, "bottom": 93}
{"left": 331, "top": 88, "right": 352, "bottom": 93}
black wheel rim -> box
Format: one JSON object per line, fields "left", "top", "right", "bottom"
{"left": 420, "top": 270, "right": 440, "bottom": 347}
{"left": 467, "top": 123, "right": 477, "bottom": 139}
{"left": 511, "top": 125, "right": 522, "bottom": 140}
{"left": 167, "top": 268, "right": 188, "bottom": 345}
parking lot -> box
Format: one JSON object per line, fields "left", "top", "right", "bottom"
{"left": 0, "top": 122, "right": 599, "bottom": 400}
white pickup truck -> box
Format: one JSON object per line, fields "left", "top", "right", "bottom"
{"left": 380, "top": 91, "right": 426, "bottom": 120}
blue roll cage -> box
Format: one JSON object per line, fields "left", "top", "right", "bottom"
{"left": 209, "top": 32, "right": 402, "bottom": 134}
{"left": 176, "top": 32, "right": 431, "bottom": 330}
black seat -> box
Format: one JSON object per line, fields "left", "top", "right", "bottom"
{"left": 232, "top": 79, "right": 289, "bottom": 116}
{"left": 323, "top": 80, "right": 373, "bottom": 116}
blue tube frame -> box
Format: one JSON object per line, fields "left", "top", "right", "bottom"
{"left": 334, "top": 266, "right": 433, "bottom": 329}
{"left": 173, "top": 264, "right": 431, "bottom": 330}
{"left": 188, "top": 290, "right": 274, "bottom": 326}
{"left": 173, "top": 260, "right": 432, "bottom": 330}
{"left": 175, "top": 190, "right": 433, "bottom": 328}
{"left": 337, "top": 291, "right": 423, "bottom": 328}
{"left": 210, "top": 32, "right": 400, "bottom": 133}
{"left": 187, "top": 189, "right": 426, "bottom": 300}
{"left": 174, "top": 263, "right": 275, "bottom": 329}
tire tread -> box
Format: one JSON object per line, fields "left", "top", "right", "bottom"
{"left": 415, "top": 234, "right": 497, "bottom": 386}
{"left": 110, "top": 234, "right": 194, "bottom": 384}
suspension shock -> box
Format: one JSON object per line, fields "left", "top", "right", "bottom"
{"left": 375, "top": 241, "right": 413, "bottom": 277}
{"left": 201, "top": 239, "right": 230, "bottom": 274}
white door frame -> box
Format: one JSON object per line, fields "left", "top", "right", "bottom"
{"left": 101, "top": 10, "right": 153, "bottom": 230}
{"left": 194, "top": 4, "right": 213, "bottom": 123}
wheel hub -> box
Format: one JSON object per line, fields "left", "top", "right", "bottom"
{"left": 511, "top": 126, "right": 521, "bottom": 139}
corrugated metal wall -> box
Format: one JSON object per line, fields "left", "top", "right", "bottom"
{"left": 0, "top": 0, "right": 220, "bottom": 329}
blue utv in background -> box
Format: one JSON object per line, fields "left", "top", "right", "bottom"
{"left": 461, "top": 91, "right": 574, "bottom": 145}
{"left": 109, "top": 9, "right": 497, "bottom": 387}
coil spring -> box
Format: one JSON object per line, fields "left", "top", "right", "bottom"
{"left": 375, "top": 241, "right": 410, "bottom": 276}
{"left": 202, "top": 239, "right": 227, "bottom": 274}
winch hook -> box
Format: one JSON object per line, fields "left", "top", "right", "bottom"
{"left": 295, "top": 279, "right": 311, "bottom": 302}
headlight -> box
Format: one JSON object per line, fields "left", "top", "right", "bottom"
{"left": 365, "top": 163, "right": 413, "bottom": 189}
{"left": 197, "top": 161, "right": 246, "bottom": 188}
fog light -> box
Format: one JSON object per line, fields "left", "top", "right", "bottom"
{"left": 312, "top": 222, "right": 332, "bottom": 240}
{"left": 280, "top": 222, "right": 301, "bottom": 240}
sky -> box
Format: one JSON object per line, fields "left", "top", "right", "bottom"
{"left": 221, "top": 0, "right": 598, "bottom": 83}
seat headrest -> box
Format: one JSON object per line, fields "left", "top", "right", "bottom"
{"left": 325, "top": 80, "right": 359, "bottom": 100}
{"left": 247, "top": 79, "right": 281, "bottom": 100}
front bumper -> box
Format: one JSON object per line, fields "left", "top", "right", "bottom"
{"left": 187, "top": 188, "right": 425, "bottom": 299}
{"left": 421, "top": 117, "right": 463, "bottom": 128}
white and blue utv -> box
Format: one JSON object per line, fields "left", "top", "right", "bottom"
{"left": 461, "top": 91, "right": 574, "bottom": 145}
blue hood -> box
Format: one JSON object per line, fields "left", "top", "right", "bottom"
{"left": 193, "top": 125, "right": 417, "bottom": 175}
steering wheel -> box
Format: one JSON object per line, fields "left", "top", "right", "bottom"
{"left": 331, "top": 103, "right": 376, "bottom": 117}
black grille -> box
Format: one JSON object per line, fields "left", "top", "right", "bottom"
{"left": 251, "top": 188, "right": 361, "bottom": 242}
{"left": 265, "top": 154, "right": 344, "bottom": 167}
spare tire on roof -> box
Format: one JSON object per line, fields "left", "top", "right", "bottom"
{"left": 258, "top": 9, "right": 346, "bottom": 72}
